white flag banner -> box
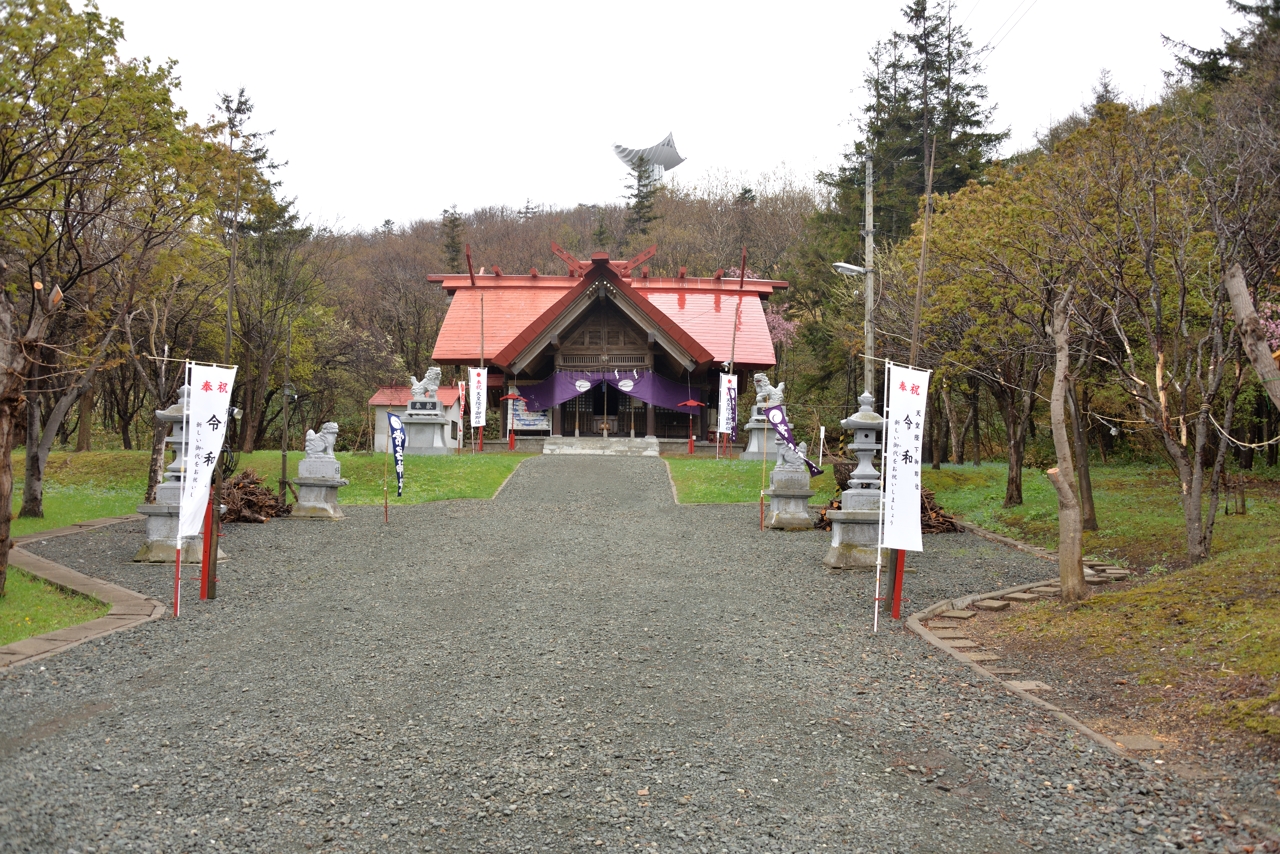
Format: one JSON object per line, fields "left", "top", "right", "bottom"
{"left": 178, "top": 363, "right": 237, "bottom": 542}
{"left": 716, "top": 373, "right": 738, "bottom": 435}
{"left": 881, "top": 363, "right": 931, "bottom": 552}
{"left": 468, "top": 367, "right": 488, "bottom": 428}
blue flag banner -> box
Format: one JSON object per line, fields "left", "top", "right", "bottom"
{"left": 387, "top": 411, "right": 406, "bottom": 497}
{"left": 762, "top": 404, "right": 823, "bottom": 477}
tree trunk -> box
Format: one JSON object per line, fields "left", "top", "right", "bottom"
{"left": 20, "top": 386, "right": 44, "bottom": 518}
{"left": 1066, "top": 382, "right": 1098, "bottom": 531}
{"left": 1224, "top": 263, "right": 1280, "bottom": 410}
{"left": 76, "top": 385, "right": 92, "bottom": 451}
{"left": 967, "top": 380, "right": 981, "bottom": 466}
{"left": 145, "top": 419, "right": 169, "bottom": 505}
{"left": 0, "top": 402, "right": 16, "bottom": 596}
{"left": 1047, "top": 291, "right": 1087, "bottom": 603}
{"left": 120, "top": 414, "right": 133, "bottom": 450}
{"left": 942, "top": 384, "right": 962, "bottom": 464}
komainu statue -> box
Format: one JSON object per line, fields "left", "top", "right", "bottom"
{"left": 753, "top": 373, "right": 785, "bottom": 407}
{"left": 410, "top": 367, "right": 442, "bottom": 400}
{"left": 304, "top": 422, "right": 339, "bottom": 458}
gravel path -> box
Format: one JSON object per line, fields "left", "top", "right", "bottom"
{"left": 0, "top": 455, "right": 1248, "bottom": 853}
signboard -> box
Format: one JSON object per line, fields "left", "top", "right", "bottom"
{"left": 717, "top": 373, "right": 738, "bottom": 438}
{"left": 468, "top": 367, "right": 487, "bottom": 428}
{"left": 510, "top": 389, "right": 550, "bottom": 430}
{"left": 178, "top": 363, "right": 237, "bottom": 541}
{"left": 881, "top": 363, "right": 931, "bottom": 552}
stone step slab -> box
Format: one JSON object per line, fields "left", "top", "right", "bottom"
{"left": 961, "top": 652, "right": 1001, "bottom": 662}
{"left": 931, "top": 630, "right": 969, "bottom": 640}
{"left": 1085, "top": 576, "right": 1112, "bottom": 586}
{"left": 927, "top": 620, "right": 964, "bottom": 628}
{"left": 1003, "top": 592, "right": 1039, "bottom": 603}
{"left": 940, "top": 639, "right": 979, "bottom": 649}
{"left": 1114, "top": 734, "right": 1165, "bottom": 751}
{"left": 939, "top": 610, "right": 976, "bottom": 620}
{"left": 1006, "top": 680, "right": 1051, "bottom": 691}
{"left": 1029, "top": 587, "right": 1060, "bottom": 595}
{"left": 972, "top": 599, "right": 1010, "bottom": 612}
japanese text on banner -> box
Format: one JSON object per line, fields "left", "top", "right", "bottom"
{"left": 717, "top": 373, "right": 738, "bottom": 438}
{"left": 468, "top": 367, "right": 487, "bottom": 428}
{"left": 178, "top": 364, "right": 237, "bottom": 542}
{"left": 881, "top": 363, "right": 931, "bottom": 552}
{"left": 387, "top": 412, "right": 406, "bottom": 496}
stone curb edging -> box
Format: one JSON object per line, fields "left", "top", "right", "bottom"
{"left": 904, "top": 523, "right": 1126, "bottom": 757}
{"left": 907, "top": 589, "right": 1124, "bottom": 757}
{"left": 3, "top": 515, "right": 165, "bottom": 669}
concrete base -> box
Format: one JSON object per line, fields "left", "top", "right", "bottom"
{"left": 403, "top": 413, "right": 450, "bottom": 456}
{"left": 134, "top": 500, "right": 226, "bottom": 563}
{"left": 822, "top": 487, "right": 883, "bottom": 570}
{"left": 764, "top": 488, "right": 815, "bottom": 530}
{"left": 290, "top": 477, "right": 349, "bottom": 520}
{"left": 133, "top": 537, "right": 221, "bottom": 564}
{"left": 541, "top": 437, "right": 659, "bottom": 456}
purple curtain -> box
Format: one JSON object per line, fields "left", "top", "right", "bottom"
{"left": 519, "top": 371, "right": 602, "bottom": 411}
{"left": 519, "top": 370, "right": 700, "bottom": 412}
{"left": 603, "top": 370, "right": 700, "bottom": 411}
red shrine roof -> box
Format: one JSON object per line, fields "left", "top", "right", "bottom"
{"left": 368, "top": 386, "right": 462, "bottom": 407}
{"left": 430, "top": 245, "right": 786, "bottom": 371}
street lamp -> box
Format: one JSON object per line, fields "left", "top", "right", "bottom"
{"left": 833, "top": 261, "right": 875, "bottom": 395}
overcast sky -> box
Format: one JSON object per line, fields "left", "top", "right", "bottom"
{"left": 93, "top": 0, "right": 1240, "bottom": 232}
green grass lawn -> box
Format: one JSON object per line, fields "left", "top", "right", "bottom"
{"left": 237, "top": 451, "right": 532, "bottom": 505}
{"left": 923, "top": 461, "right": 1280, "bottom": 739}
{"left": 4, "top": 449, "right": 531, "bottom": 540}
{"left": 0, "top": 567, "right": 109, "bottom": 646}
{"left": 664, "top": 456, "right": 840, "bottom": 504}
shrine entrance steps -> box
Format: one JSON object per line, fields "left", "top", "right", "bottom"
{"left": 541, "top": 436, "right": 660, "bottom": 456}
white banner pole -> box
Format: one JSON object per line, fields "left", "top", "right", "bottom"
{"left": 873, "top": 363, "right": 892, "bottom": 633}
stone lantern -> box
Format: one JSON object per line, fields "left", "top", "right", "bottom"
{"left": 823, "top": 391, "right": 884, "bottom": 569}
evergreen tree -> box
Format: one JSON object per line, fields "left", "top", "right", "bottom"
{"left": 441, "top": 205, "right": 464, "bottom": 273}
{"left": 818, "top": 0, "right": 1007, "bottom": 254}
{"left": 1167, "top": 0, "right": 1280, "bottom": 87}
{"left": 623, "top": 155, "right": 661, "bottom": 243}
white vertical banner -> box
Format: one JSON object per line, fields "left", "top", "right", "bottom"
{"left": 179, "top": 363, "right": 237, "bottom": 541}
{"left": 881, "top": 362, "right": 931, "bottom": 552}
{"left": 468, "top": 367, "right": 488, "bottom": 428}
{"left": 716, "top": 373, "right": 738, "bottom": 434}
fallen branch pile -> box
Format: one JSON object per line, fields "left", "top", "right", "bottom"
{"left": 221, "top": 469, "right": 291, "bottom": 524}
{"left": 922, "top": 487, "right": 963, "bottom": 533}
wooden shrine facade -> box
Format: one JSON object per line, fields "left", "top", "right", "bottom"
{"left": 429, "top": 245, "right": 788, "bottom": 439}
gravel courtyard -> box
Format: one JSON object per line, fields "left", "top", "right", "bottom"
{"left": 0, "top": 455, "right": 1250, "bottom": 853}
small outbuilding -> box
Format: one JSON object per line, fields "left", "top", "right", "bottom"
{"left": 368, "top": 385, "right": 462, "bottom": 452}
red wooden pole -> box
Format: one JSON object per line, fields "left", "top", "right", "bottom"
{"left": 199, "top": 493, "right": 214, "bottom": 600}
{"left": 891, "top": 549, "right": 906, "bottom": 619}
{"left": 688, "top": 416, "right": 694, "bottom": 454}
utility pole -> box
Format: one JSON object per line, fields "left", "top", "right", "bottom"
{"left": 909, "top": 137, "right": 937, "bottom": 368}
{"left": 863, "top": 157, "right": 875, "bottom": 394}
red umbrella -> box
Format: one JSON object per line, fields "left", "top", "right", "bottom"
{"left": 678, "top": 400, "right": 705, "bottom": 454}
{"left": 499, "top": 393, "right": 526, "bottom": 450}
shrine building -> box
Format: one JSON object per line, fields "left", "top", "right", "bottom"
{"left": 429, "top": 244, "right": 788, "bottom": 446}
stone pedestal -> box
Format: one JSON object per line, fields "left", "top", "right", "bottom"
{"left": 135, "top": 480, "right": 208, "bottom": 562}
{"left": 823, "top": 392, "right": 885, "bottom": 571}
{"left": 740, "top": 405, "right": 777, "bottom": 461}
{"left": 823, "top": 490, "right": 882, "bottom": 568}
{"left": 291, "top": 457, "right": 348, "bottom": 520}
{"left": 764, "top": 464, "right": 815, "bottom": 531}
{"left": 403, "top": 398, "right": 450, "bottom": 455}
